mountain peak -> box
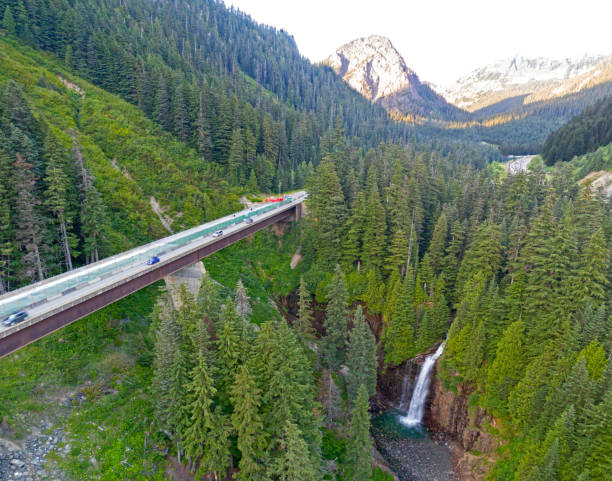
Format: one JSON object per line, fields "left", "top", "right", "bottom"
{"left": 323, "top": 36, "right": 466, "bottom": 121}
{"left": 323, "top": 35, "right": 415, "bottom": 102}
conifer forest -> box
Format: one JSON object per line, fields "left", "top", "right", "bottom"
{"left": 0, "top": 1, "right": 610, "bottom": 480}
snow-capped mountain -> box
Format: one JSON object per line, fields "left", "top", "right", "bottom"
{"left": 442, "top": 54, "right": 610, "bottom": 111}
{"left": 526, "top": 58, "right": 612, "bottom": 104}
{"left": 323, "top": 35, "right": 467, "bottom": 120}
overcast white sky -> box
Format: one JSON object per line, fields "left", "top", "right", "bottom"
{"left": 223, "top": 0, "right": 612, "bottom": 86}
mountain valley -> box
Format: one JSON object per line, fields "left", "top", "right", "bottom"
{"left": 324, "top": 35, "right": 612, "bottom": 153}
{"left": 0, "top": 1, "right": 611, "bottom": 481}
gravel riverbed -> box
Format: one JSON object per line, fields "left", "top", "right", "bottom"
{"left": 372, "top": 410, "right": 456, "bottom": 481}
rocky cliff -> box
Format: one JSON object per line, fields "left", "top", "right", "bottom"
{"left": 425, "top": 371, "right": 503, "bottom": 481}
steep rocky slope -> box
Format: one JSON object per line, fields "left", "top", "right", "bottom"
{"left": 323, "top": 35, "right": 467, "bottom": 121}
{"left": 425, "top": 372, "right": 503, "bottom": 481}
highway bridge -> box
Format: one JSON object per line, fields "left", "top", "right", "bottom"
{"left": 0, "top": 193, "right": 306, "bottom": 357}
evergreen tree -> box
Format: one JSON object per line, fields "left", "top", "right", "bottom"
{"left": 295, "top": 276, "right": 315, "bottom": 345}
{"left": 582, "top": 389, "right": 612, "bottom": 480}
{"left": 343, "top": 191, "right": 366, "bottom": 271}
{"left": 43, "top": 132, "right": 75, "bottom": 271}
{"left": 168, "top": 346, "right": 189, "bottom": 463}
{"left": 269, "top": 420, "right": 318, "bottom": 481}
{"left": 415, "top": 284, "right": 449, "bottom": 353}
{"left": 197, "top": 273, "right": 223, "bottom": 331}
{"left": 193, "top": 91, "right": 213, "bottom": 161}
{"left": 428, "top": 212, "right": 448, "bottom": 276}
{"left": 455, "top": 223, "right": 502, "bottom": 299}
{"left": 486, "top": 321, "right": 526, "bottom": 413}
{"left": 216, "top": 304, "right": 241, "bottom": 400}
{"left": 183, "top": 351, "right": 217, "bottom": 465}
{"left": 463, "top": 320, "right": 485, "bottom": 383}
{"left": 154, "top": 73, "right": 170, "bottom": 130}
{"left": 80, "top": 183, "right": 107, "bottom": 263}
{"left": 307, "top": 159, "right": 347, "bottom": 267}
{"left": 346, "top": 306, "right": 377, "bottom": 405}
{"left": 13, "top": 152, "right": 45, "bottom": 282}
{"left": 575, "top": 228, "right": 609, "bottom": 308}
{"left": 443, "top": 220, "right": 466, "bottom": 302}
{"left": 228, "top": 127, "right": 244, "bottom": 185}
{"left": 320, "top": 265, "right": 349, "bottom": 424}
{"left": 578, "top": 340, "right": 607, "bottom": 380}
{"left": 254, "top": 322, "right": 320, "bottom": 456}
{"left": 230, "top": 364, "right": 266, "bottom": 481}
{"left": 345, "top": 384, "right": 372, "bottom": 481}
{"left": 171, "top": 80, "right": 189, "bottom": 143}
{"left": 0, "top": 145, "right": 14, "bottom": 294}
{"left": 320, "top": 265, "right": 349, "bottom": 371}
{"left": 361, "top": 167, "right": 387, "bottom": 271}
{"left": 152, "top": 298, "right": 182, "bottom": 436}
{"left": 385, "top": 225, "right": 409, "bottom": 276}
{"left": 198, "top": 407, "right": 232, "bottom": 480}
{"left": 384, "top": 274, "right": 415, "bottom": 366}
{"left": 318, "top": 369, "right": 343, "bottom": 427}
{"left": 2, "top": 5, "right": 16, "bottom": 35}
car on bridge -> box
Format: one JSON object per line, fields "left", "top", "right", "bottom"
{"left": 245, "top": 217, "right": 254, "bottom": 224}
{"left": 212, "top": 230, "right": 223, "bottom": 238}
{"left": 1, "top": 310, "right": 28, "bottom": 327}
{"left": 146, "top": 256, "right": 160, "bottom": 265}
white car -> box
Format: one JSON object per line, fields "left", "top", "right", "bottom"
{"left": 212, "top": 230, "right": 223, "bottom": 238}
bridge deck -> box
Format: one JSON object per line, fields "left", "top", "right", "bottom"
{"left": 0, "top": 193, "right": 305, "bottom": 357}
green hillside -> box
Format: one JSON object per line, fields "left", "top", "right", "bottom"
{"left": 0, "top": 35, "right": 239, "bottom": 290}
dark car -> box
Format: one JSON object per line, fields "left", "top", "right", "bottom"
{"left": 245, "top": 217, "right": 254, "bottom": 224}
{"left": 2, "top": 310, "right": 28, "bottom": 327}
{"left": 146, "top": 256, "right": 160, "bottom": 265}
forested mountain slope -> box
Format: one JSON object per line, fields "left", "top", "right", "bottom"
{"left": 542, "top": 94, "right": 612, "bottom": 164}
{"left": 0, "top": 36, "right": 240, "bottom": 292}
{"left": 0, "top": 0, "right": 403, "bottom": 182}
{"left": 304, "top": 136, "right": 612, "bottom": 480}
{"left": 0, "top": 0, "right": 500, "bottom": 173}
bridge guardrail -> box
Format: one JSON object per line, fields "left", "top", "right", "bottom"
{"left": 0, "top": 197, "right": 296, "bottom": 317}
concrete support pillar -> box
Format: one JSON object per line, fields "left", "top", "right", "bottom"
{"left": 164, "top": 261, "right": 206, "bottom": 310}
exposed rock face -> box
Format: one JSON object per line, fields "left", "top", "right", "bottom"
{"left": 376, "top": 359, "right": 420, "bottom": 410}
{"left": 425, "top": 371, "right": 503, "bottom": 481}
{"left": 164, "top": 261, "right": 207, "bottom": 310}
{"left": 324, "top": 35, "right": 416, "bottom": 103}
{"left": 578, "top": 170, "right": 612, "bottom": 198}
{"left": 427, "top": 375, "right": 497, "bottom": 452}
{"left": 505, "top": 155, "right": 534, "bottom": 175}
{"left": 323, "top": 35, "right": 466, "bottom": 121}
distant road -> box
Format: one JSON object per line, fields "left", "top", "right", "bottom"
{"left": 505, "top": 155, "right": 535, "bottom": 175}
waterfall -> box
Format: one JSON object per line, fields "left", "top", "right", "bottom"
{"left": 399, "top": 343, "right": 445, "bottom": 427}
